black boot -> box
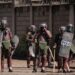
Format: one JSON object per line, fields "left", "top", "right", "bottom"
{"left": 32, "top": 68, "right": 37, "bottom": 72}
{"left": 9, "top": 67, "right": 13, "bottom": 72}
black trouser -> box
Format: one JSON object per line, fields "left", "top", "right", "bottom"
{"left": 27, "top": 46, "right": 31, "bottom": 68}
{"left": 1, "top": 47, "right": 12, "bottom": 71}
{"left": 58, "top": 56, "right": 63, "bottom": 70}
{"left": 47, "top": 49, "right": 52, "bottom": 66}
{"left": 58, "top": 56, "right": 69, "bottom": 71}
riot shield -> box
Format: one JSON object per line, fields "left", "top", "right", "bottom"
{"left": 0, "top": 31, "right": 3, "bottom": 71}
{"left": 11, "top": 35, "right": 19, "bottom": 56}
{"left": 71, "top": 39, "right": 75, "bottom": 53}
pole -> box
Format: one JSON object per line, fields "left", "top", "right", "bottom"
{"left": 53, "top": 48, "right": 56, "bottom": 72}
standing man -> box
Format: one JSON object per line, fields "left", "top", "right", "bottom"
{"left": 1, "top": 17, "right": 13, "bottom": 72}
{"left": 53, "top": 26, "right": 66, "bottom": 72}
{"left": 36, "top": 23, "right": 52, "bottom": 72}
{"left": 59, "top": 24, "right": 74, "bottom": 72}
{"left": 26, "top": 25, "right": 36, "bottom": 68}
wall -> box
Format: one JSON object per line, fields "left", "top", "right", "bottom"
{"left": 15, "top": 7, "right": 30, "bottom": 36}
{"left": 52, "top": 5, "right": 69, "bottom": 36}
{"left": 0, "top": 4, "right": 72, "bottom": 38}
{"left": 0, "top": 3, "right": 12, "bottom": 28}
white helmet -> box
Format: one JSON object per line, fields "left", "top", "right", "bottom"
{"left": 2, "top": 17, "right": 8, "bottom": 25}
{"left": 68, "top": 24, "right": 73, "bottom": 27}
{"left": 40, "top": 23, "right": 47, "bottom": 28}
{"left": 66, "top": 24, "right": 74, "bottom": 33}
{"left": 29, "top": 25, "right": 36, "bottom": 32}
{"left": 60, "top": 26, "right": 66, "bottom": 31}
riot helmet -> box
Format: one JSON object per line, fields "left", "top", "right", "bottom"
{"left": 29, "top": 25, "right": 36, "bottom": 34}
{"left": 60, "top": 26, "right": 66, "bottom": 31}
{"left": 59, "top": 26, "right": 66, "bottom": 34}
{"left": 39, "top": 23, "right": 47, "bottom": 32}
{"left": 66, "top": 24, "right": 74, "bottom": 33}
{"left": 1, "top": 17, "right": 8, "bottom": 30}
{"left": 2, "top": 17, "right": 7, "bottom": 25}
{"left": 40, "top": 23, "right": 47, "bottom": 28}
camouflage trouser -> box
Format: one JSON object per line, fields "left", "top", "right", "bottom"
{"left": 33, "top": 45, "right": 50, "bottom": 71}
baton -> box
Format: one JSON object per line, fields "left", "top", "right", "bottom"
{"left": 48, "top": 47, "right": 54, "bottom": 60}
{"left": 53, "top": 48, "right": 56, "bottom": 72}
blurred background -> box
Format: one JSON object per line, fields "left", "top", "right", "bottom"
{"left": 0, "top": 0, "right": 75, "bottom": 59}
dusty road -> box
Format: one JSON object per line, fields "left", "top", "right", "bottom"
{"left": 0, "top": 59, "right": 75, "bottom": 75}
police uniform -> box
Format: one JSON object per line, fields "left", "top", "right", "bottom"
{"left": 26, "top": 25, "right": 37, "bottom": 69}
{"left": 1, "top": 27, "right": 13, "bottom": 72}
{"left": 59, "top": 24, "right": 74, "bottom": 72}
{"left": 35, "top": 23, "right": 52, "bottom": 72}
{"left": 59, "top": 25, "right": 74, "bottom": 59}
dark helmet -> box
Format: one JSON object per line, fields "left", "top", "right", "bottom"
{"left": 66, "top": 24, "right": 74, "bottom": 33}
{"left": 29, "top": 25, "right": 36, "bottom": 33}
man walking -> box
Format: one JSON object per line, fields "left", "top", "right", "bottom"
{"left": 26, "top": 25, "right": 36, "bottom": 68}
{"left": 59, "top": 24, "right": 74, "bottom": 72}
{"left": 1, "top": 17, "right": 13, "bottom": 72}
{"left": 34, "top": 23, "right": 52, "bottom": 72}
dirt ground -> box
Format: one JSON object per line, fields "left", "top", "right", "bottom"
{"left": 0, "top": 59, "right": 75, "bottom": 75}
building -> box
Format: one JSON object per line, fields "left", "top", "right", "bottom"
{"left": 0, "top": 0, "right": 75, "bottom": 38}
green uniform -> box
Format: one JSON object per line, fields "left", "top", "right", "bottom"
{"left": 2, "top": 40, "right": 11, "bottom": 50}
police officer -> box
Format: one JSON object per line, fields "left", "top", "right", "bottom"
{"left": 59, "top": 24, "right": 74, "bottom": 72}
{"left": 26, "top": 25, "right": 36, "bottom": 68}
{"left": 37, "top": 23, "right": 52, "bottom": 72}
{"left": 53, "top": 26, "right": 66, "bottom": 72}
{"left": 1, "top": 17, "right": 13, "bottom": 72}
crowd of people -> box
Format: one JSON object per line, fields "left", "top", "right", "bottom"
{"left": 0, "top": 17, "right": 75, "bottom": 73}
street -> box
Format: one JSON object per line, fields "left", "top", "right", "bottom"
{"left": 0, "top": 59, "right": 75, "bottom": 75}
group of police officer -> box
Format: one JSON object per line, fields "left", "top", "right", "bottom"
{"left": 54, "top": 24, "right": 74, "bottom": 73}
{"left": 0, "top": 17, "right": 74, "bottom": 73}
{"left": 26, "top": 23, "right": 52, "bottom": 72}
{"left": 26, "top": 23, "right": 74, "bottom": 73}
